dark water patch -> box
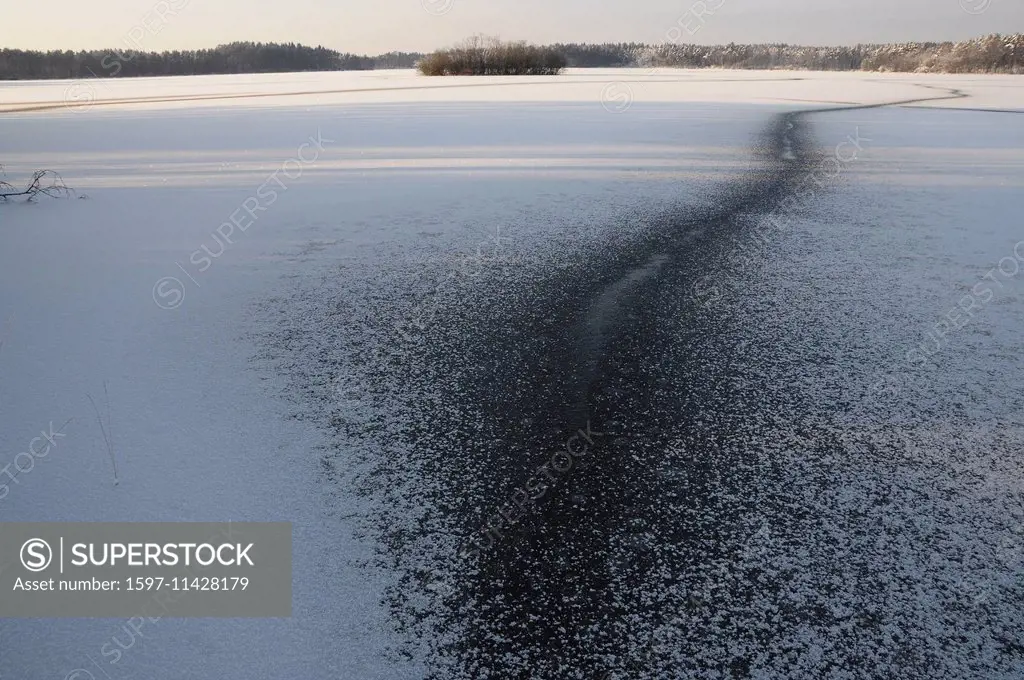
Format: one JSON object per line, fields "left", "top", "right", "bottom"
{"left": 254, "top": 84, "right": 974, "bottom": 678}
{"left": 396, "top": 110, "right": 825, "bottom": 677}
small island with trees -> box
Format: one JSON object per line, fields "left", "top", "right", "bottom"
{"left": 417, "top": 36, "right": 567, "bottom": 76}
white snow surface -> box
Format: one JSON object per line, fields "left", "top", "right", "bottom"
{"left": 1, "top": 69, "right": 1022, "bottom": 679}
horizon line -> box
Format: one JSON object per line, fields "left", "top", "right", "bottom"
{"left": 3, "top": 32, "right": 1021, "bottom": 58}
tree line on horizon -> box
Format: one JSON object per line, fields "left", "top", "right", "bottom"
{"left": 1, "top": 34, "right": 1020, "bottom": 80}
{"left": 633, "top": 34, "right": 1023, "bottom": 73}
{"left": 0, "top": 42, "right": 421, "bottom": 80}
{"left": 554, "top": 34, "right": 1022, "bottom": 73}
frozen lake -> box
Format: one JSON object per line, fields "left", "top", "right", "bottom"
{"left": 1, "top": 68, "right": 1023, "bottom": 679}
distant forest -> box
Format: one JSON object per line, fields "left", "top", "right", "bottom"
{"left": 0, "top": 42, "right": 421, "bottom": 80}
{"left": 1, "top": 34, "right": 1021, "bottom": 80}
{"left": 552, "top": 35, "right": 1023, "bottom": 72}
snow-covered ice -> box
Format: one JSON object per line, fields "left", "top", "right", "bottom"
{"left": 1, "top": 69, "right": 1022, "bottom": 679}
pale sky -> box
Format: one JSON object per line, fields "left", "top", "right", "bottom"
{"left": 4, "top": 0, "right": 1022, "bottom": 54}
